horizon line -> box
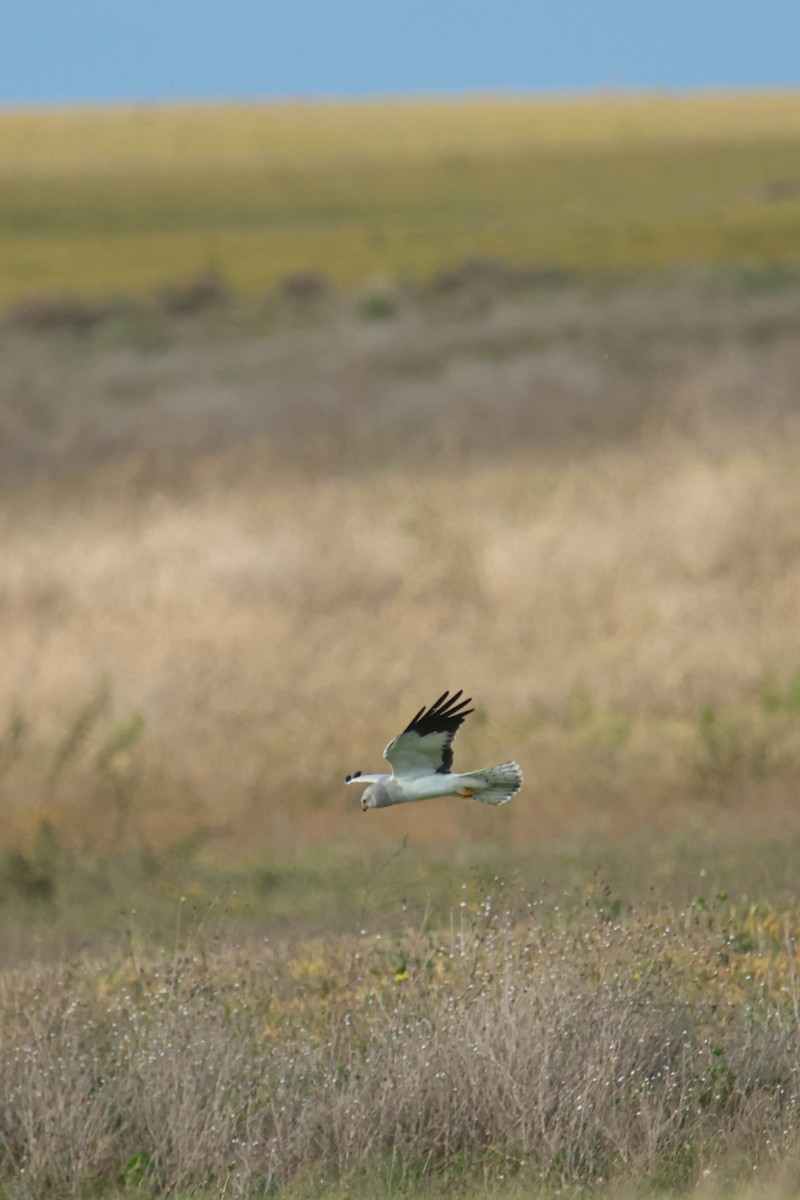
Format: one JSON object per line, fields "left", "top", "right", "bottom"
{"left": 2, "top": 83, "right": 799, "bottom": 114}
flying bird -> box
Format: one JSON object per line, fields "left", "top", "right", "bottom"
{"left": 345, "top": 690, "right": 522, "bottom": 812}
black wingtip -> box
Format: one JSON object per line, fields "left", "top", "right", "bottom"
{"left": 354, "top": 770, "right": 362, "bottom": 778}
{"left": 403, "top": 690, "right": 475, "bottom": 737}
{"left": 345, "top": 774, "right": 352, "bottom": 783}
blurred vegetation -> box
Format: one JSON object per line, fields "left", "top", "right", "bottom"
{"left": 2, "top": 677, "right": 800, "bottom": 961}
{"left": 2, "top": 264, "right": 800, "bottom": 886}
{"left": 1, "top": 93, "right": 800, "bottom": 1197}
{"left": 0, "top": 93, "right": 799, "bottom": 305}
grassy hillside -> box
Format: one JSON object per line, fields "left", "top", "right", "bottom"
{"left": 1, "top": 92, "right": 799, "bottom": 305}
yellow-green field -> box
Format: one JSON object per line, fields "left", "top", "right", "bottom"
{"left": 1, "top": 92, "right": 800, "bottom": 305}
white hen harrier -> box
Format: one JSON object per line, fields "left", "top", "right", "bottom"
{"left": 345, "top": 690, "right": 522, "bottom": 812}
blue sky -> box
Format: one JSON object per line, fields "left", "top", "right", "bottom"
{"left": 3, "top": 0, "right": 799, "bottom": 105}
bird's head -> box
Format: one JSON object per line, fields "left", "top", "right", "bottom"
{"left": 344, "top": 771, "right": 385, "bottom": 812}
{"left": 361, "top": 783, "right": 378, "bottom": 813}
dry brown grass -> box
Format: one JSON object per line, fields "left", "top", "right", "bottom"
{"left": 2, "top": 895, "right": 800, "bottom": 1197}
{"left": 2, "top": 271, "right": 800, "bottom": 857}
{"left": 2, "top": 270, "right": 800, "bottom": 1199}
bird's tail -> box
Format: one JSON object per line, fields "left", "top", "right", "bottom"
{"left": 457, "top": 761, "right": 523, "bottom": 806}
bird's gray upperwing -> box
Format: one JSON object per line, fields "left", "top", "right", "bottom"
{"left": 383, "top": 690, "right": 474, "bottom": 777}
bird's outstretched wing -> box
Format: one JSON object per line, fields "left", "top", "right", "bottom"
{"left": 384, "top": 690, "right": 474, "bottom": 777}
